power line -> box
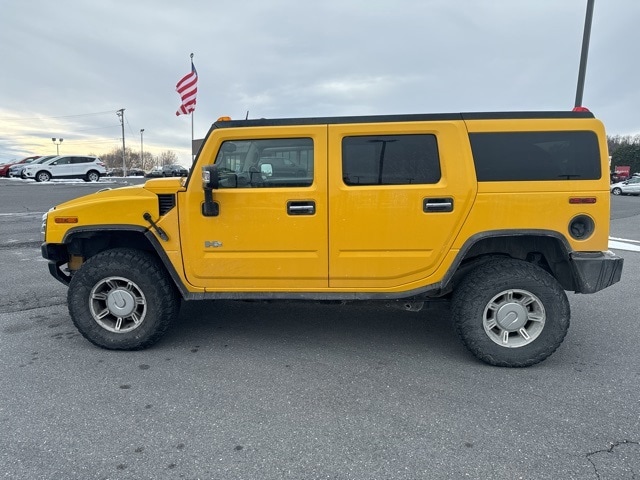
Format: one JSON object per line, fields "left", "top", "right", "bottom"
{"left": 0, "top": 110, "right": 118, "bottom": 121}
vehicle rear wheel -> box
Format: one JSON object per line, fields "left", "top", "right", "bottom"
{"left": 68, "top": 248, "right": 180, "bottom": 350}
{"left": 451, "top": 259, "right": 570, "bottom": 367}
{"left": 611, "top": 187, "right": 622, "bottom": 195}
{"left": 35, "top": 171, "right": 51, "bottom": 182}
{"left": 85, "top": 170, "right": 100, "bottom": 182}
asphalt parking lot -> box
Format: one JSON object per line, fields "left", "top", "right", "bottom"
{"left": 0, "top": 177, "right": 639, "bottom": 479}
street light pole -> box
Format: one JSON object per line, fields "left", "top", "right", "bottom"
{"left": 51, "top": 138, "right": 63, "bottom": 155}
{"left": 575, "top": 0, "right": 595, "bottom": 108}
{"left": 116, "top": 108, "right": 126, "bottom": 176}
{"left": 140, "top": 129, "right": 144, "bottom": 170}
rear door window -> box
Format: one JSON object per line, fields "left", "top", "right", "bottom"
{"left": 342, "top": 134, "right": 441, "bottom": 185}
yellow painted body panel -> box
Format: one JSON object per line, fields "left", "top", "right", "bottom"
{"left": 458, "top": 117, "right": 611, "bottom": 253}
{"left": 43, "top": 114, "right": 613, "bottom": 296}
{"left": 327, "top": 121, "right": 476, "bottom": 289}
{"left": 180, "top": 125, "right": 329, "bottom": 290}
{"left": 45, "top": 185, "right": 160, "bottom": 244}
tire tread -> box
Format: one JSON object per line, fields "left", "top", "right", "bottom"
{"left": 451, "top": 259, "right": 570, "bottom": 367}
{"left": 68, "top": 248, "right": 179, "bottom": 350}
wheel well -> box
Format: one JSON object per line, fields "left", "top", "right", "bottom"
{"left": 450, "top": 235, "right": 575, "bottom": 292}
{"left": 53, "top": 229, "right": 188, "bottom": 298}
{"left": 67, "top": 230, "right": 155, "bottom": 261}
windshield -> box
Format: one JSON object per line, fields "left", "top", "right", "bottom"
{"left": 33, "top": 156, "right": 55, "bottom": 164}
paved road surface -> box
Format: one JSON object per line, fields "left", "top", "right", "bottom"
{"left": 1, "top": 178, "right": 638, "bottom": 479}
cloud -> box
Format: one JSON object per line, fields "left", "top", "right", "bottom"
{"left": 1, "top": 0, "right": 639, "bottom": 162}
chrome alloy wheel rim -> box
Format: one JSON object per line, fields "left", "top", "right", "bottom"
{"left": 89, "top": 276, "right": 147, "bottom": 333}
{"left": 482, "top": 289, "right": 546, "bottom": 348}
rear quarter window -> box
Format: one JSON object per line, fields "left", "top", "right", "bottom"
{"left": 470, "top": 131, "right": 601, "bottom": 181}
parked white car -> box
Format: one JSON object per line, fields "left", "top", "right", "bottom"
{"left": 610, "top": 177, "right": 640, "bottom": 196}
{"left": 21, "top": 155, "right": 106, "bottom": 182}
{"left": 10, "top": 155, "right": 56, "bottom": 178}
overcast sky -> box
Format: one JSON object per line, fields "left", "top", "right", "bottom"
{"left": 1, "top": 0, "right": 638, "bottom": 165}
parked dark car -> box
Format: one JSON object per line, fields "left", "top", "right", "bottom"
{"left": 106, "top": 167, "right": 145, "bottom": 177}
{"left": 162, "top": 164, "right": 189, "bottom": 177}
{"left": 0, "top": 156, "right": 40, "bottom": 177}
{"left": 145, "top": 167, "right": 164, "bottom": 178}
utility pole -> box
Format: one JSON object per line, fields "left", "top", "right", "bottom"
{"left": 140, "top": 129, "right": 144, "bottom": 170}
{"left": 116, "top": 109, "right": 126, "bottom": 176}
{"left": 575, "top": 0, "right": 595, "bottom": 108}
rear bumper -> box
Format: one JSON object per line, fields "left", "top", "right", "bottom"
{"left": 571, "top": 251, "right": 623, "bottom": 293}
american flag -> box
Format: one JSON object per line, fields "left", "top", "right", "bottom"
{"left": 175, "top": 61, "right": 198, "bottom": 116}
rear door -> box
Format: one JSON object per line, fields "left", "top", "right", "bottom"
{"left": 327, "top": 121, "right": 476, "bottom": 290}
{"left": 70, "top": 156, "right": 90, "bottom": 177}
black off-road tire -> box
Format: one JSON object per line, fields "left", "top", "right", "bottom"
{"left": 68, "top": 248, "right": 180, "bottom": 350}
{"left": 84, "top": 170, "right": 101, "bottom": 182}
{"left": 35, "top": 171, "right": 51, "bottom": 182}
{"left": 451, "top": 259, "right": 570, "bottom": 367}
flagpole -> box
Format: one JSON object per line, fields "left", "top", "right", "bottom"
{"left": 190, "top": 53, "right": 195, "bottom": 161}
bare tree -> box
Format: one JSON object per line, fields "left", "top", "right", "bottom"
{"left": 141, "top": 151, "right": 155, "bottom": 171}
{"left": 158, "top": 150, "right": 179, "bottom": 166}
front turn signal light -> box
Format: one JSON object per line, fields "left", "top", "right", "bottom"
{"left": 54, "top": 217, "right": 79, "bottom": 224}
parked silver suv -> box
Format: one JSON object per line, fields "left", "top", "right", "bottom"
{"left": 22, "top": 155, "right": 106, "bottom": 182}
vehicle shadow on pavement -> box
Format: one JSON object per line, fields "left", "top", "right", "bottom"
{"left": 165, "top": 299, "right": 464, "bottom": 362}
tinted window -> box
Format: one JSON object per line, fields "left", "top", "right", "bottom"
{"left": 342, "top": 134, "right": 440, "bottom": 185}
{"left": 470, "top": 131, "right": 601, "bottom": 181}
{"left": 71, "top": 157, "right": 91, "bottom": 164}
{"left": 214, "top": 138, "right": 313, "bottom": 188}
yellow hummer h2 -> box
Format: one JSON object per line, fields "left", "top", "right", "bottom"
{"left": 41, "top": 110, "right": 623, "bottom": 367}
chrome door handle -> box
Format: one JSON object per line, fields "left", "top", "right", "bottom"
{"left": 423, "top": 198, "right": 454, "bottom": 213}
{"left": 287, "top": 201, "right": 316, "bottom": 215}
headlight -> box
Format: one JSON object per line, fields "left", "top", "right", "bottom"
{"left": 41, "top": 212, "right": 48, "bottom": 236}
{"left": 41, "top": 208, "right": 54, "bottom": 237}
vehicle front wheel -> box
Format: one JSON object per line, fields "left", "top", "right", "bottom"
{"left": 35, "top": 171, "right": 51, "bottom": 182}
{"left": 611, "top": 187, "right": 622, "bottom": 195}
{"left": 85, "top": 170, "right": 100, "bottom": 182}
{"left": 451, "top": 259, "right": 570, "bottom": 367}
{"left": 68, "top": 248, "right": 180, "bottom": 350}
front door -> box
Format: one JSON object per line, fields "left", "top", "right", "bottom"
{"left": 50, "top": 156, "right": 74, "bottom": 178}
{"left": 181, "top": 125, "right": 328, "bottom": 291}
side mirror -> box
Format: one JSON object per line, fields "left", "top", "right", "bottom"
{"left": 202, "top": 164, "right": 219, "bottom": 190}
{"left": 201, "top": 164, "right": 219, "bottom": 217}
{"left": 260, "top": 163, "right": 273, "bottom": 177}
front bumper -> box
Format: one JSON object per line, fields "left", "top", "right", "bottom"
{"left": 571, "top": 251, "right": 623, "bottom": 293}
{"left": 41, "top": 242, "right": 72, "bottom": 286}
